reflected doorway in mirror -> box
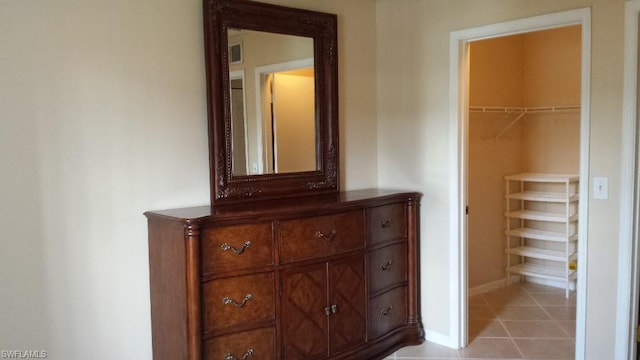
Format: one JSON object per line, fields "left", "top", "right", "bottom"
{"left": 255, "top": 59, "right": 316, "bottom": 175}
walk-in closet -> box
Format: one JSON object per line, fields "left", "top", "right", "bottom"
{"left": 467, "top": 25, "right": 582, "bottom": 297}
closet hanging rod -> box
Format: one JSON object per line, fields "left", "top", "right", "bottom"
{"left": 469, "top": 105, "right": 581, "bottom": 113}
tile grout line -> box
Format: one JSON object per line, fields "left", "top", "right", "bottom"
{"left": 510, "top": 337, "right": 527, "bottom": 360}
{"left": 525, "top": 284, "right": 576, "bottom": 339}
{"left": 505, "top": 285, "right": 529, "bottom": 359}
{"left": 503, "top": 317, "right": 526, "bottom": 360}
{"left": 521, "top": 283, "right": 577, "bottom": 359}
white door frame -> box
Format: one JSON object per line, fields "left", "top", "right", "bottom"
{"left": 616, "top": 1, "right": 640, "bottom": 358}
{"left": 448, "top": 8, "right": 591, "bottom": 357}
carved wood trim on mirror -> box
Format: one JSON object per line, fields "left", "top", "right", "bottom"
{"left": 203, "top": 0, "right": 339, "bottom": 205}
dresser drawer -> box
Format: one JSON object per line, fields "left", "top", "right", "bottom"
{"left": 279, "top": 211, "right": 364, "bottom": 262}
{"left": 203, "top": 327, "right": 275, "bottom": 360}
{"left": 368, "top": 203, "right": 407, "bottom": 245}
{"left": 202, "top": 272, "right": 275, "bottom": 334}
{"left": 201, "top": 222, "right": 273, "bottom": 274}
{"left": 368, "top": 243, "right": 407, "bottom": 294}
{"left": 369, "top": 287, "right": 407, "bottom": 339}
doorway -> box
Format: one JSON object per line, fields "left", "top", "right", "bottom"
{"left": 449, "top": 8, "right": 591, "bottom": 358}
{"left": 467, "top": 27, "right": 581, "bottom": 298}
{"left": 268, "top": 69, "right": 316, "bottom": 173}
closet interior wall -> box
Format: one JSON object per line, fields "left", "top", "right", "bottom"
{"left": 468, "top": 25, "right": 581, "bottom": 290}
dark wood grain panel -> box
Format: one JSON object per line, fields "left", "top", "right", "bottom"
{"left": 369, "top": 287, "right": 408, "bottom": 340}
{"left": 368, "top": 243, "right": 408, "bottom": 295}
{"left": 147, "top": 218, "right": 190, "bottom": 360}
{"left": 202, "top": 272, "right": 275, "bottom": 334}
{"left": 203, "top": 327, "right": 275, "bottom": 360}
{"left": 281, "top": 263, "right": 328, "bottom": 359}
{"left": 329, "top": 255, "right": 366, "bottom": 356}
{"left": 279, "top": 211, "right": 364, "bottom": 263}
{"left": 368, "top": 203, "right": 407, "bottom": 246}
{"left": 201, "top": 222, "right": 273, "bottom": 274}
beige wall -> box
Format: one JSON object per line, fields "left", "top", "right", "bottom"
{"left": 522, "top": 26, "right": 582, "bottom": 174}
{"left": 468, "top": 112, "right": 524, "bottom": 288}
{"left": 468, "top": 35, "right": 525, "bottom": 289}
{"left": 377, "top": 0, "right": 623, "bottom": 358}
{"left": 523, "top": 26, "right": 582, "bottom": 107}
{"left": 470, "top": 35, "right": 525, "bottom": 107}
{"left": 0, "top": 0, "right": 377, "bottom": 358}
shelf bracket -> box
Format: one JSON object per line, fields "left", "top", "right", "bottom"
{"left": 494, "top": 112, "right": 526, "bottom": 140}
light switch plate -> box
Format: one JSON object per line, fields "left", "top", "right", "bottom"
{"left": 593, "top": 176, "right": 608, "bottom": 200}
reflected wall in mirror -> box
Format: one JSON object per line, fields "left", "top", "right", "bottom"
{"left": 204, "top": 0, "right": 339, "bottom": 205}
{"left": 228, "top": 29, "right": 316, "bottom": 175}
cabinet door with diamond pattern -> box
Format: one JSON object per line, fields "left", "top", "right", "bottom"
{"left": 328, "top": 255, "right": 366, "bottom": 355}
{"left": 281, "top": 263, "right": 328, "bottom": 359}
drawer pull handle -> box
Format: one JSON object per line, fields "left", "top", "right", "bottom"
{"left": 224, "top": 349, "right": 254, "bottom": 360}
{"left": 380, "top": 260, "right": 393, "bottom": 271}
{"left": 380, "top": 306, "right": 393, "bottom": 316}
{"left": 381, "top": 219, "right": 392, "bottom": 228}
{"left": 221, "top": 240, "right": 252, "bottom": 255}
{"left": 222, "top": 294, "right": 253, "bottom": 308}
{"left": 315, "top": 229, "right": 337, "bottom": 241}
{"left": 324, "top": 304, "right": 338, "bottom": 315}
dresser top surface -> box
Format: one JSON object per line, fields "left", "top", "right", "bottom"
{"left": 144, "top": 189, "right": 421, "bottom": 223}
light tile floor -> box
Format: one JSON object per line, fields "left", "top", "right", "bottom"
{"left": 386, "top": 282, "right": 576, "bottom": 359}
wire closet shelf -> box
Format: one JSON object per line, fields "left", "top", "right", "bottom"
{"left": 469, "top": 105, "right": 581, "bottom": 140}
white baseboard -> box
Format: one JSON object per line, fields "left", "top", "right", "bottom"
{"left": 468, "top": 276, "right": 521, "bottom": 296}
{"left": 469, "top": 275, "right": 575, "bottom": 297}
{"left": 424, "top": 329, "right": 453, "bottom": 348}
{"left": 523, "top": 276, "right": 577, "bottom": 291}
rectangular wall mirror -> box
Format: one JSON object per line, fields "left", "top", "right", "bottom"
{"left": 203, "top": 0, "right": 339, "bottom": 205}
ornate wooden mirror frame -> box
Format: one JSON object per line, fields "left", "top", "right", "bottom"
{"left": 203, "top": 0, "right": 339, "bottom": 206}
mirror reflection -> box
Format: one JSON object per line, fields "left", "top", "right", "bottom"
{"left": 228, "top": 29, "right": 317, "bottom": 176}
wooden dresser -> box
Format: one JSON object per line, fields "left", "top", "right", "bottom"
{"left": 145, "top": 189, "right": 423, "bottom": 359}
